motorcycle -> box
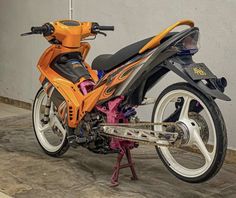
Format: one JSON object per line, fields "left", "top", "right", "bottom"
{"left": 21, "top": 19, "right": 230, "bottom": 186}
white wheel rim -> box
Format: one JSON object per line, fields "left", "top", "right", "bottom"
{"left": 33, "top": 90, "right": 66, "bottom": 153}
{"left": 154, "top": 89, "right": 217, "bottom": 178}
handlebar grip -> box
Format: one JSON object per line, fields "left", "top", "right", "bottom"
{"left": 31, "top": 26, "right": 47, "bottom": 33}
{"left": 97, "top": 26, "right": 114, "bottom": 31}
{"left": 30, "top": 23, "right": 54, "bottom": 36}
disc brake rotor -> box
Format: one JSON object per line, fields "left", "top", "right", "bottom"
{"left": 189, "top": 112, "right": 209, "bottom": 144}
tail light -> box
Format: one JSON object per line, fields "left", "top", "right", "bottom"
{"left": 174, "top": 30, "right": 200, "bottom": 55}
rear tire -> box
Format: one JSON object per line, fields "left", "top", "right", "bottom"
{"left": 152, "top": 82, "right": 227, "bottom": 183}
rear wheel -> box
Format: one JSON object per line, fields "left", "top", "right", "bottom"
{"left": 152, "top": 83, "right": 227, "bottom": 183}
{"left": 32, "top": 88, "right": 69, "bottom": 157}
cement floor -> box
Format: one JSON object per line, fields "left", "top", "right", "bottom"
{"left": 0, "top": 103, "right": 236, "bottom": 198}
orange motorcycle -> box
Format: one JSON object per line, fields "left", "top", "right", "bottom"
{"left": 21, "top": 19, "right": 230, "bottom": 186}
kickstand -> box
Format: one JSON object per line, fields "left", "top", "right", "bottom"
{"left": 110, "top": 148, "right": 138, "bottom": 187}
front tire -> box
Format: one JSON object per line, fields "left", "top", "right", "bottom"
{"left": 152, "top": 83, "right": 227, "bottom": 183}
{"left": 32, "top": 87, "right": 69, "bottom": 157}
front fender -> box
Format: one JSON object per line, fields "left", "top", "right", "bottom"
{"left": 163, "top": 57, "right": 231, "bottom": 101}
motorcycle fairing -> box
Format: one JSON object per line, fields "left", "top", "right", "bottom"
{"left": 37, "top": 44, "right": 100, "bottom": 128}
{"left": 37, "top": 20, "right": 194, "bottom": 128}
{"left": 37, "top": 20, "right": 230, "bottom": 129}
{"left": 37, "top": 41, "right": 152, "bottom": 127}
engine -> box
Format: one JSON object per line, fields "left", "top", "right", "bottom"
{"left": 73, "top": 111, "right": 116, "bottom": 154}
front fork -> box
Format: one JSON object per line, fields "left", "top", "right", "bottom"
{"left": 42, "top": 96, "right": 51, "bottom": 124}
{"left": 44, "top": 94, "right": 77, "bottom": 146}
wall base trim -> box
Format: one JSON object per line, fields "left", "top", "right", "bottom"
{"left": 226, "top": 149, "right": 236, "bottom": 163}
{"left": 0, "top": 96, "right": 31, "bottom": 110}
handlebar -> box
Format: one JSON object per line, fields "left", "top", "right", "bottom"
{"left": 91, "top": 23, "right": 114, "bottom": 35}
{"left": 95, "top": 25, "right": 114, "bottom": 31}
{"left": 21, "top": 22, "right": 114, "bottom": 38}
{"left": 21, "top": 23, "right": 54, "bottom": 36}
{"left": 31, "top": 26, "right": 48, "bottom": 34}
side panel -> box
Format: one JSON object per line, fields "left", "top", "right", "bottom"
{"left": 111, "top": 28, "right": 199, "bottom": 101}
{"left": 39, "top": 65, "right": 84, "bottom": 127}
{"left": 95, "top": 55, "right": 150, "bottom": 104}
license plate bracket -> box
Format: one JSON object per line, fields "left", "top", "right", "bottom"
{"left": 184, "top": 63, "right": 216, "bottom": 80}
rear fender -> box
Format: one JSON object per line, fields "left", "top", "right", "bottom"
{"left": 163, "top": 57, "right": 231, "bottom": 101}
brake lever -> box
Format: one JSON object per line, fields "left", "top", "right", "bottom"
{"left": 20, "top": 32, "right": 34, "bottom": 36}
{"left": 97, "top": 31, "right": 107, "bottom": 37}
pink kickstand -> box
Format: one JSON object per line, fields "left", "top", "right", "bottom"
{"left": 110, "top": 147, "right": 138, "bottom": 187}
{"left": 96, "top": 97, "right": 138, "bottom": 187}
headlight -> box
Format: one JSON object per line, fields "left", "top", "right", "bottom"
{"left": 174, "top": 30, "right": 200, "bottom": 55}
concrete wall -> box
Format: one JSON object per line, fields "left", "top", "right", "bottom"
{"left": 0, "top": 0, "right": 68, "bottom": 103}
{"left": 0, "top": 0, "right": 235, "bottom": 149}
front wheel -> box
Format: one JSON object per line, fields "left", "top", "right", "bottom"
{"left": 152, "top": 83, "right": 227, "bottom": 183}
{"left": 32, "top": 88, "right": 69, "bottom": 157}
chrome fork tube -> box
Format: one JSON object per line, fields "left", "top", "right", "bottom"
{"left": 43, "top": 96, "right": 51, "bottom": 124}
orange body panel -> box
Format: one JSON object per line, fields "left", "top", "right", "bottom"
{"left": 139, "top": 20, "right": 194, "bottom": 53}
{"left": 37, "top": 19, "right": 193, "bottom": 128}
{"left": 37, "top": 43, "right": 101, "bottom": 127}
{"left": 45, "top": 20, "right": 93, "bottom": 48}
{"left": 37, "top": 43, "right": 146, "bottom": 127}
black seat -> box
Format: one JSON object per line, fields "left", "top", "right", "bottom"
{"left": 91, "top": 32, "right": 177, "bottom": 72}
